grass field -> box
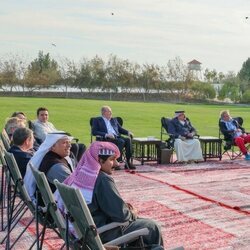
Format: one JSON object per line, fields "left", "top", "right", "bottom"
{"left": 1, "top": 97, "right": 250, "bottom": 145}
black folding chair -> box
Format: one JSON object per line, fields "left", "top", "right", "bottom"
{"left": 0, "top": 140, "right": 9, "bottom": 231}
{"left": 1, "top": 129, "right": 10, "bottom": 151}
{"left": 219, "top": 117, "right": 248, "bottom": 160}
{"left": 2, "top": 152, "right": 38, "bottom": 249}
{"left": 160, "top": 117, "right": 175, "bottom": 163}
{"left": 54, "top": 180, "right": 150, "bottom": 249}
{"left": 30, "top": 165, "right": 79, "bottom": 250}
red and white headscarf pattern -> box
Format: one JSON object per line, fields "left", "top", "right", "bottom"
{"left": 63, "top": 141, "right": 120, "bottom": 203}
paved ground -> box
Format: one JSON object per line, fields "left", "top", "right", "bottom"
{"left": 0, "top": 156, "right": 250, "bottom": 249}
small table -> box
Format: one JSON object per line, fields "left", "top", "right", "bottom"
{"left": 132, "top": 137, "right": 162, "bottom": 165}
{"left": 199, "top": 136, "right": 222, "bottom": 161}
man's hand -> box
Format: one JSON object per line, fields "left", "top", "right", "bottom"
{"left": 106, "top": 133, "right": 115, "bottom": 139}
{"left": 128, "top": 131, "right": 134, "bottom": 138}
{"left": 187, "top": 132, "right": 194, "bottom": 138}
{"left": 127, "top": 203, "right": 138, "bottom": 219}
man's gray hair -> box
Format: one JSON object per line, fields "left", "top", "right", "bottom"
{"left": 101, "top": 106, "right": 111, "bottom": 115}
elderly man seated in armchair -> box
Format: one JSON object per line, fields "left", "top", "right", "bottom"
{"left": 92, "top": 105, "right": 135, "bottom": 170}
{"left": 168, "top": 110, "right": 203, "bottom": 163}
{"left": 219, "top": 110, "right": 250, "bottom": 160}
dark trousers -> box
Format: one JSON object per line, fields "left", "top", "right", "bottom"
{"left": 70, "top": 143, "right": 86, "bottom": 162}
{"left": 106, "top": 136, "right": 132, "bottom": 162}
{"left": 100, "top": 218, "right": 163, "bottom": 248}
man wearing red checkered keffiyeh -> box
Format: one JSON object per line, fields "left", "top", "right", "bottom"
{"left": 63, "top": 141, "right": 120, "bottom": 204}
{"left": 55, "top": 141, "right": 163, "bottom": 249}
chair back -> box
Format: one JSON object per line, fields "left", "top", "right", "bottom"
{"left": 0, "top": 139, "right": 6, "bottom": 153}
{"left": 4, "top": 152, "right": 35, "bottom": 213}
{"left": 0, "top": 142, "right": 9, "bottom": 179}
{"left": 30, "top": 166, "right": 67, "bottom": 237}
{"left": 54, "top": 180, "right": 105, "bottom": 250}
{"left": 160, "top": 117, "right": 172, "bottom": 141}
{"left": 116, "top": 117, "right": 123, "bottom": 127}
{"left": 89, "top": 117, "right": 96, "bottom": 143}
{"left": 234, "top": 117, "right": 243, "bottom": 127}
{"left": 1, "top": 129, "right": 10, "bottom": 150}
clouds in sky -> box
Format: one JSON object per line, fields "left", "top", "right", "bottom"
{"left": 1, "top": 0, "right": 250, "bottom": 73}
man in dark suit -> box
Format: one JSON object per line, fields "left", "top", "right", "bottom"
{"left": 92, "top": 106, "right": 135, "bottom": 169}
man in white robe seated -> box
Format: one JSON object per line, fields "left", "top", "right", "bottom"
{"left": 168, "top": 111, "right": 203, "bottom": 162}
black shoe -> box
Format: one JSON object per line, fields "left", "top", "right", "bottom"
{"left": 114, "top": 166, "right": 122, "bottom": 170}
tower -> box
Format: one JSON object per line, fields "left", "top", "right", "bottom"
{"left": 187, "top": 59, "right": 202, "bottom": 80}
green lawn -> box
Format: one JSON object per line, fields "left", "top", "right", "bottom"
{"left": 1, "top": 97, "right": 250, "bottom": 145}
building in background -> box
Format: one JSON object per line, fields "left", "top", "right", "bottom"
{"left": 188, "top": 59, "right": 202, "bottom": 80}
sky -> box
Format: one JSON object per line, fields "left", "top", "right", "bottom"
{"left": 1, "top": 0, "right": 250, "bottom": 74}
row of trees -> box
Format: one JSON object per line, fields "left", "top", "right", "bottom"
{"left": 0, "top": 51, "right": 250, "bottom": 102}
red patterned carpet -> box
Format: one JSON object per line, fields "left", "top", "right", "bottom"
{"left": 115, "top": 159, "right": 250, "bottom": 249}
{"left": 1, "top": 158, "right": 250, "bottom": 249}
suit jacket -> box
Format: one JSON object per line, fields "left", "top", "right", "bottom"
{"left": 168, "top": 117, "right": 196, "bottom": 139}
{"left": 8, "top": 145, "right": 34, "bottom": 178}
{"left": 92, "top": 117, "right": 129, "bottom": 139}
{"left": 219, "top": 118, "right": 244, "bottom": 141}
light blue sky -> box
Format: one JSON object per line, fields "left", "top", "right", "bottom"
{"left": 1, "top": 0, "right": 250, "bottom": 73}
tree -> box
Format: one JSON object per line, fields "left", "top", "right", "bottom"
{"left": 137, "top": 63, "right": 161, "bottom": 101}
{"left": 218, "top": 72, "right": 241, "bottom": 102}
{"left": 105, "top": 54, "right": 135, "bottom": 94}
{"left": 190, "top": 81, "right": 216, "bottom": 99}
{"left": 163, "top": 57, "right": 194, "bottom": 99}
{"left": 90, "top": 55, "right": 106, "bottom": 91}
{"left": 238, "top": 58, "right": 250, "bottom": 82}
{"left": 204, "top": 68, "right": 217, "bottom": 83}
{"left": 24, "top": 51, "right": 61, "bottom": 90}
{"left": 105, "top": 54, "right": 123, "bottom": 95}
{"left": 74, "top": 58, "right": 94, "bottom": 93}
{"left": 0, "top": 56, "right": 18, "bottom": 91}
{"left": 58, "top": 57, "right": 77, "bottom": 97}
{"left": 242, "top": 90, "right": 250, "bottom": 103}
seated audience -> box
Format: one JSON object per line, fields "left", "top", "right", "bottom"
{"left": 4, "top": 117, "right": 26, "bottom": 140}
{"left": 219, "top": 110, "right": 250, "bottom": 160}
{"left": 8, "top": 127, "right": 35, "bottom": 177}
{"left": 24, "top": 132, "right": 74, "bottom": 202}
{"left": 32, "top": 107, "right": 85, "bottom": 161}
{"left": 55, "top": 141, "right": 163, "bottom": 249}
{"left": 168, "top": 110, "right": 203, "bottom": 162}
{"left": 92, "top": 105, "right": 135, "bottom": 169}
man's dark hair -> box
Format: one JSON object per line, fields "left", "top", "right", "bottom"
{"left": 11, "top": 111, "right": 26, "bottom": 117}
{"left": 37, "top": 107, "right": 48, "bottom": 116}
{"left": 12, "top": 127, "right": 33, "bottom": 146}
